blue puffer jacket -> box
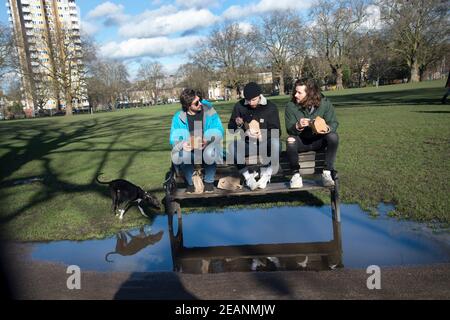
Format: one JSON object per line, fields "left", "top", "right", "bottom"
{"left": 169, "top": 100, "right": 224, "bottom": 151}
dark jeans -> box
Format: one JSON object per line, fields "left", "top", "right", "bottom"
{"left": 286, "top": 133, "right": 339, "bottom": 171}
{"left": 231, "top": 138, "right": 280, "bottom": 172}
{"left": 174, "top": 149, "right": 217, "bottom": 185}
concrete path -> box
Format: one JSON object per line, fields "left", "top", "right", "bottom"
{"left": 2, "top": 243, "right": 449, "bottom": 300}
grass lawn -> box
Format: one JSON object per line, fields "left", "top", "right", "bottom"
{"left": 0, "top": 79, "right": 449, "bottom": 241}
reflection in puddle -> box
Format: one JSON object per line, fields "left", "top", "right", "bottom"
{"left": 105, "top": 227, "right": 164, "bottom": 262}
{"left": 168, "top": 206, "right": 343, "bottom": 273}
{"left": 29, "top": 203, "right": 450, "bottom": 273}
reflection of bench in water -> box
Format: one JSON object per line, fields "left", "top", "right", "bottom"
{"left": 163, "top": 149, "right": 342, "bottom": 273}
{"left": 167, "top": 213, "right": 343, "bottom": 273}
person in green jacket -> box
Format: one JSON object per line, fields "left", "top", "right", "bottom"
{"left": 285, "top": 78, "right": 339, "bottom": 188}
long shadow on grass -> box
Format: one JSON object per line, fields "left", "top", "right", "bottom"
{"left": 220, "top": 87, "right": 445, "bottom": 111}
{"left": 413, "top": 110, "right": 450, "bottom": 114}
{"left": 325, "top": 87, "right": 444, "bottom": 108}
{"left": 0, "top": 112, "right": 173, "bottom": 227}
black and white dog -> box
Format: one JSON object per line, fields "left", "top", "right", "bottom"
{"left": 96, "top": 174, "right": 161, "bottom": 220}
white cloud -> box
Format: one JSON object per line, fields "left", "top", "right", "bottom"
{"left": 361, "top": 4, "right": 382, "bottom": 30}
{"left": 80, "top": 20, "right": 99, "bottom": 36}
{"left": 119, "top": 7, "right": 219, "bottom": 38}
{"left": 223, "top": 0, "right": 314, "bottom": 20}
{"left": 222, "top": 5, "right": 245, "bottom": 20}
{"left": 176, "top": 0, "right": 219, "bottom": 9}
{"left": 238, "top": 22, "right": 253, "bottom": 34}
{"left": 87, "top": 2, "right": 124, "bottom": 18}
{"left": 99, "top": 36, "right": 205, "bottom": 59}
{"left": 87, "top": 1, "right": 129, "bottom": 25}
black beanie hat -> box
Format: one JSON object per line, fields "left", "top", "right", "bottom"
{"left": 243, "top": 82, "right": 262, "bottom": 100}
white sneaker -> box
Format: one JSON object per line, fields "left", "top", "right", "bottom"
{"left": 267, "top": 257, "right": 281, "bottom": 268}
{"left": 257, "top": 167, "right": 272, "bottom": 189}
{"left": 258, "top": 174, "right": 271, "bottom": 189}
{"left": 290, "top": 173, "right": 303, "bottom": 189}
{"left": 251, "top": 258, "right": 266, "bottom": 271}
{"left": 321, "top": 170, "right": 335, "bottom": 187}
{"left": 245, "top": 172, "right": 259, "bottom": 191}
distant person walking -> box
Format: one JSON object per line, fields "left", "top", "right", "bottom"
{"left": 442, "top": 71, "right": 450, "bottom": 104}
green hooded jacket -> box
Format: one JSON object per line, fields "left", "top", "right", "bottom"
{"left": 285, "top": 96, "right": 339, "bottom": 137}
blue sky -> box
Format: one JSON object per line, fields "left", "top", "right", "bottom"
{"left": 1, "top": 0, "right": 317, "bottom": 78}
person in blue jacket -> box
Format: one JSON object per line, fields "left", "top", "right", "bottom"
{"left": 170, "top": 89, "right": 224, "bottom": 193}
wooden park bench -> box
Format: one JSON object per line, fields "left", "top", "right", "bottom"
{"left": 163, "top": 149, "right": 342, "bottom": 272}
{"left": 163, "top": 149, "right": 340, "bottom": 223}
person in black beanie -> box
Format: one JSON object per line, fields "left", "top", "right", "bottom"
{"left": 228, "top": 82, "right": 281, "bottom": 190}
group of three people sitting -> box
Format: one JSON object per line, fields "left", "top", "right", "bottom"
{"left": 169, "top": 78, "right": 339, "bottom": 194}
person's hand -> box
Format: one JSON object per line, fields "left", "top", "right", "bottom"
{"left": 246, "top": 130, "right": 261, "bottom": 140}
{"left": 235, "top": 117, "right": 244, "bottom": 127}
{"left": 200, "top": 139, "right": 207, "bottom": 150}
{"left": 295, "top": 118, "right": 309, "bottom": 131}
{"left": 182, "top": 141, "right": 192, "bottom": 152}
{"left": 299, "top": 118, "right": 311, "bottom": 128}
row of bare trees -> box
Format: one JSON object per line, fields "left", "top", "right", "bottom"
{"left": 1, "top": 25, "right": 89, "bottom": 116}
{"left": 0, "top": 24, "right": 14, "bottom": 79}
{"left": 1, "top": 0, "right": 449, "bottom": 117}
{"left": 379, "top": 0, "right": 449, "bottom": 83}
{"left": 179, "top": 0, "right": 449, "bottom": 96}
{"left": 0, "top": 23, "right": 132, "bottom": 115}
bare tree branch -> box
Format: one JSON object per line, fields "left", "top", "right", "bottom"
{"left": 252, "top": 11, "right": 306, "bottom": 94}
{"left": 310, "top": 0, "right": 369, "bottom": 89}
{"left": 192, "top": 23, "right": 257, "bottom": 98}
{"left": 378, "top": 0, "right": 450, "bottom": 82}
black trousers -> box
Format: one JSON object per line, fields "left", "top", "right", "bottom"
{"left": 286, "top": 133, "right": 339, "bottom": 171}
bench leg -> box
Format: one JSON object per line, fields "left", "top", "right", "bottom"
{"left": 167, "top": 198, "right": 184, "bottom": 272}
{"left": 165, "top": 196, "right": 182, "bottom": 217}
{"left": 175, "top": 201, "right": 182, "bottom": 219}
{"left": 329, "top": 173, "right": 343, "bottom": 268}
{"left": 330, "top": 217, "right": 344, "bottom": 268}
{"left": 330, "top": 177, "right": 341, "bottom": 223}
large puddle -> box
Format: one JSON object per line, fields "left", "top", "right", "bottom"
{"left": 29, "top": 203, "right": 449, "bottom": 273}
